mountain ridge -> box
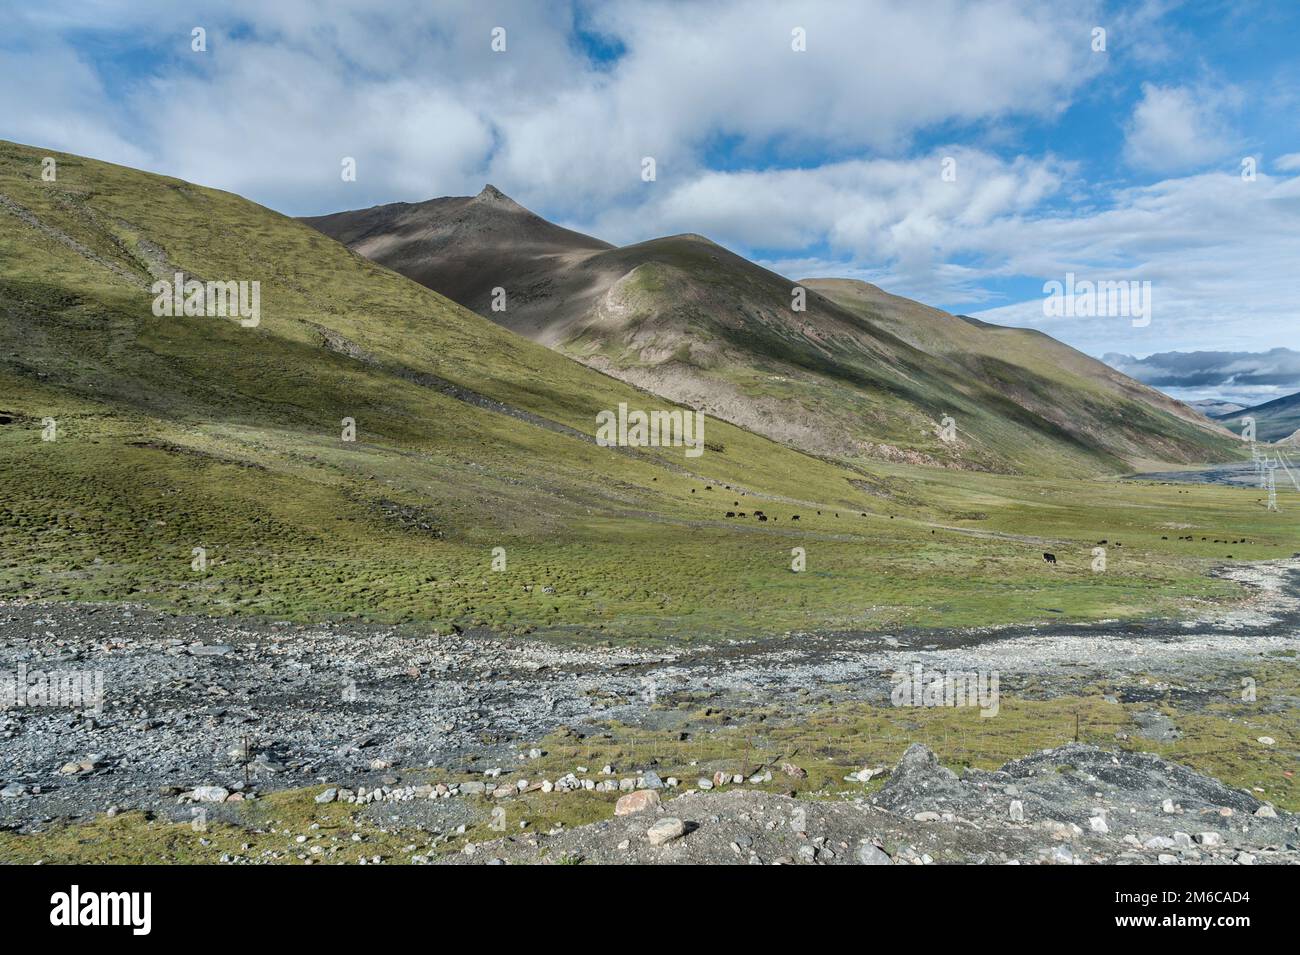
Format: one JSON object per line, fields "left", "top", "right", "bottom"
{"left": 1213, "top": 390, "right": 1300, "bottom": 443}
{"left": 304, "top": 187, "right": 1239, "bottom": 476}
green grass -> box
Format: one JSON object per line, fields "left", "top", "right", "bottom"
{"left": 1, "top": 138, "right": 1296, "bottom": 640}
{"left": 3, "top": 394, "right": 1288, "bottom": 639}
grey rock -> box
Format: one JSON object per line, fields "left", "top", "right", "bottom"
{"left": 646, "top": 817, "right": 686, "bottom": 847}
{"left": 191, "top": 644, "right": 234, "bottom": 657}
{"left": 855, "top": 842, "right": 892, "bottom": 865}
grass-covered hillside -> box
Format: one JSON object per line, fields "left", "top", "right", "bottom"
{"left": 1, "top": 140, "right": 1292, "bottom": 640}
{"left": 306, "top": 189, "right": 1240, "bottom": 476}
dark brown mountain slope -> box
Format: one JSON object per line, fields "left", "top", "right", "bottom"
{"left": 304, "top": 189, "right": 1238, "bottom": 475}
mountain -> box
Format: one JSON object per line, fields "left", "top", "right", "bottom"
{"left": 0, "top": 139, "right": 919, "bottom": 637}
{"left": 1213, "top": 391, "right": 1300, "bottom": 443}
{"left": 1189, "top": 399, "right": 1246, "bottom": 417}
{"left": 305, "top": 189, "right": 1238, "bottom": 476}
{"left": 302, "top": 185, "right": 614, "bottom": 329}
{"left": 4, "top": 141, "right": 1281, "bottom": 641}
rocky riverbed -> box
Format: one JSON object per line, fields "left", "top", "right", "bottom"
{"left": 446, "top": 743, "right": 1297, "bottom": 865}
{"left": 1, "top": 558, "right": 1298, "bottom": 863}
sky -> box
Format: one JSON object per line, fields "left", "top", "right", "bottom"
{"left": 2, "top": 0, "right": 1297, "bottom": 405}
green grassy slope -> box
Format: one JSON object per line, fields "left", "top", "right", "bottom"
{"left": 1, "top": 140, "right": 1293, "bottom": 639}
{"left": 804, "top": 277, "right": 1239, "bottom": 471}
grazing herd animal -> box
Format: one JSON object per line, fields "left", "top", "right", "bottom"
{"left": 1042, "top": 532, "right": 1251, "bottom": 568}
{"left": 1173, "top": 534, "right": 1249, "bottom": 544}
{"left": 703, "top": 489, "right": 1254, "bottom": 567}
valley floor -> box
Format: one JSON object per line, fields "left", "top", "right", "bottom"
{"left": 1, "top": 557, "right": 1296, "bottom": 863}
{"left": 1126, "top": 459, "right": 1285, "bottom": 489}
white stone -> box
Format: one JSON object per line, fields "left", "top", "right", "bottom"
{"left": 191, "top": 786, "right": 230, "bottom": 803}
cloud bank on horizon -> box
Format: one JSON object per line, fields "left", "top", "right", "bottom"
{"left": 1104, "top": 347, "right": 1300, "bottom": 408}
{"left": 2, "top": 0, "right": 1296, "bottom": 388}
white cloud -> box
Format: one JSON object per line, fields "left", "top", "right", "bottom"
{"left": 966, "top": 171, "right": 1300, "bottom": 355}
{"left": 1123, "top": 82, "right": 1240, "bottom": 173}
{"left": 577, "top": 148, "right": 1067, "bottom": 302}
{"left": 486, "top": 0, "right": 1104, "bottom": 210}
{"left": 0, "top": 39, "right": 150, "bottom": 169}
{"left": 0, "top": 0, "right": 1102, "bottom": 214}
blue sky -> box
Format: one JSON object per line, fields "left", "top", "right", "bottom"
{"left": 3, "top": 0, "right": 1298, "bottom": 404}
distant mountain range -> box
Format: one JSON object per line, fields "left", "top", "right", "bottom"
{"left": 304, "top": 187, "right": 1237, "bottom": 476}
{"left": 1188, "top": 399, "right": 1246, "bottom": 417}
{"left": 1212, "top": 391, "right": 1300, "bottom": 443}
